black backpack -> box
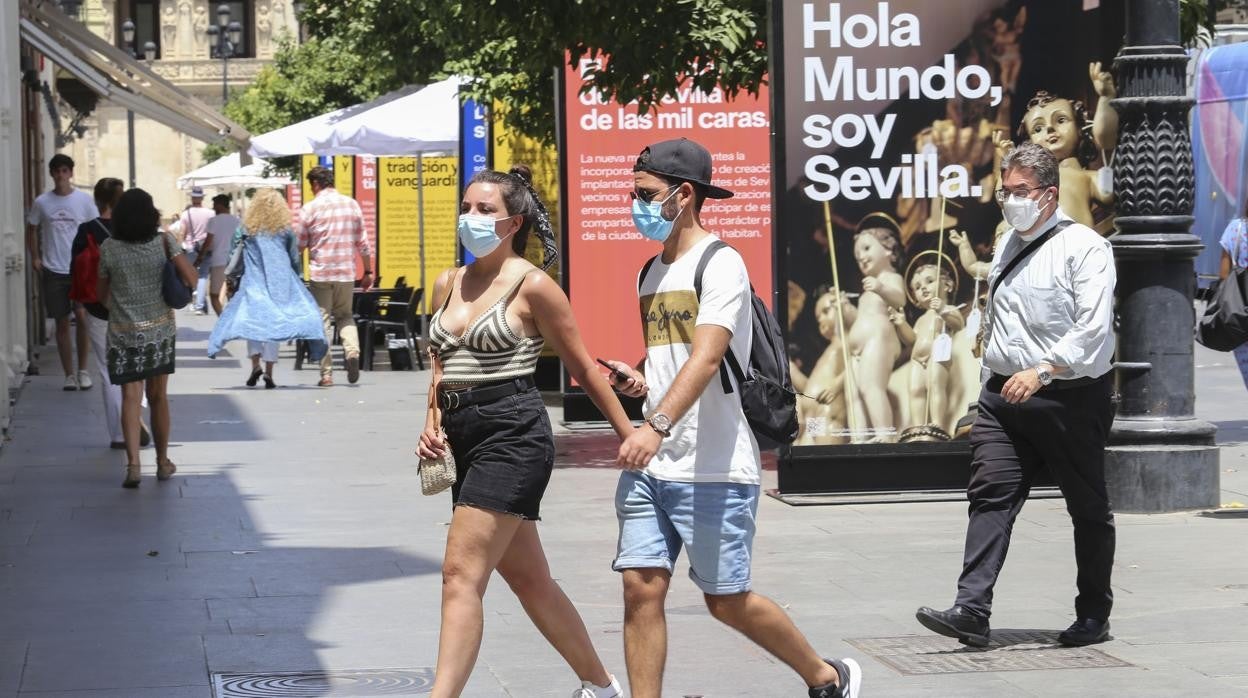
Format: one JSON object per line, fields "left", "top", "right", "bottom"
{"left": 639, "top": 240, "right": 798, "bottom": 450}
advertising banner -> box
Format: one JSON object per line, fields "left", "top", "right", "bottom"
{"left": 460, "top": 96, "right": 489, "bottom": 265}
{"left": 354, "top": 156, "right": 378, "bottom": 278}
{"left": 333, "top": 155, "right": 355, "bottom": 198}
{"left": 493, "top": 103, "right": 562, "bottom": 277}
{"left": 376, "top": 156, "right": 459, "bottom": 309}
{"left": 562, "top": 54, "right": 773, "bottom": 398}
{"left": 775, "top": 1, "right": 1123, "bottom": 454}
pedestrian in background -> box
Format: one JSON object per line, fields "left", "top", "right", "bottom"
{"left": 178, "top": 186, "right": 215, "bottom": 315}
{"left": 71, "top": 177, "right": 151, "bottom": 450}
{"left": 606, "top": 138, "right": 859, "bottom": 698}
{"left": 206, "top": 194, "right": 240, "bottom": 316}
{"left": 417, "top": 165, "right": 634, "bottom": 698}
{"left": 26, "top": 153, "right": 98, "bottom": 391}
{"left": 916, "top": 141, "right": 1117, "bottom": 648}
{"left": 98, "top": 188, "right": 196, "bottom": 488}
{"left": 297, "top": 166, "right": 373, "bottom": 386}
{"left": 1219, "top": 208, "right": 1248, "bottom": 390}
{"left": 208, "top": 188, "right": 325, "bottom": 389}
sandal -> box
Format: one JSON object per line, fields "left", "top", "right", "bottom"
{"left": 122, "top": 464, "right": 141, "bottom": 488}
{"left": 246, "top": 367, "right": 263, "bottom": 387}
{"left": 156, "top": 459, "right": 177, "bottom": 481}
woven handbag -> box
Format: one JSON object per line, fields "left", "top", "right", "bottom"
{"left": 419, "top": 347, "right": 456, "bottom": 495}
{"left": 419, "top": 427, "right": 456, "bottom": 495}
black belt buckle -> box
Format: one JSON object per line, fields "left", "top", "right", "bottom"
{"left": 439, "top": 389, "right": 464, "bottom": 411}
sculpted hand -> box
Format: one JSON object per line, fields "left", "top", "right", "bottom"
{"left": 606, "top": 360, "right": 648, "bottom": 398}
{"left": 415, "top": 422, "right": 447, "bottom": 459}
{"left": 1001, "top": 368, "right": 1042, "bottom": 404}
{"left": 929, "top": 298, "right": 945, "bottom": 312}
{"left": 948, "top": 230, "right": 970, "bottom": 249}
{"left": 886, "top": 306, "right": 906, "bottom": 325}
{"left": 1090, "top": 61, "right": 1116, "bottom": 98}
{"left": 862, "top": 277, "right": 880, "bottom": 294}
{"left": 617, "top": 425, "right": 661, "bottom": 470}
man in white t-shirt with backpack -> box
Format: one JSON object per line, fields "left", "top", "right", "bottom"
{"left": 604, "top": 138, "right": 861, "bottom": 698}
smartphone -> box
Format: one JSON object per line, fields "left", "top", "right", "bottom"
{"left": 596, "top": 358, "right": 628, "bottom": 381}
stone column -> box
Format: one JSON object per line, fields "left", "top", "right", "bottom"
{"left": 1106, "top": 0, "right": 1220, "bottom": 512}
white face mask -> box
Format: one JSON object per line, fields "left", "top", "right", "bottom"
{"left": 1002, "top": 190, "right": 1050, "bottom": 231}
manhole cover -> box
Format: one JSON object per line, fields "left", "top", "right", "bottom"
{"left": 848, "top": 632, "right": 1132, "bottom": 675}
{"left": 212, "top": 668, "right": 433, "bottom": 697}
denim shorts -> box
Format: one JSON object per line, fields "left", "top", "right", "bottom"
{"left": 612, "top": 470, "right": 760, "bottom": 595}
{"left": 441, "top": 385, "right": 554, "bottom": 521}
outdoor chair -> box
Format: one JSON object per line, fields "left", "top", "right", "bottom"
{"left": 356, "top": 286, "right": 426, "bottom": 371}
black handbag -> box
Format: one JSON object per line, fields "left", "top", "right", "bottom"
{"left": 1196, "top": 266, "right": 1248, "bottom": 352}
{"left": 160, "top": 234, "right": 193, "bottom": 309}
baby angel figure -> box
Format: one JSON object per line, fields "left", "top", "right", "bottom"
{"left": 892, "top": 254, "right": 964, "bottom": 440}
{"left": 847, "top": 214, "right": 907, "bottom": 442}
{"left": 794, "top": 289, "right": 858, "bottom": 446}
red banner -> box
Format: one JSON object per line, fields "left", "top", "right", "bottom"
{"left": 354, "top": 156, "right": 379, "bottom": 277}
{"left": 563, "top": 56, "right": 773, "bottom": 384}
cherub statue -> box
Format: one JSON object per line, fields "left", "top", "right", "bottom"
{"left": 1015, "top": 64, "right": 1118, "bottom": 229}
{"left": 847, "top": 214, "right": 906, "bottom": 442}
{"left": 892, "top": 253, "right": 965, "bottom": 441}
{"left": 794, "top": 290, "right": 858, "bottom": 446}
{"left": 990, "top": 8, "right": 1027, "bottom": 94}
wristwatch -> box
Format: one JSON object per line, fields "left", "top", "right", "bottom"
{"left": 1034, "top": 366, "right": 1054, "bottom": 386}
{"left": 646, "top": 413, "right": 672, "bottom": 438}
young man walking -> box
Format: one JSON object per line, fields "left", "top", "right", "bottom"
{"left": 607, "top": 138, "right": 861, "bottom": 698}
{"left": 915, "top": 141, "right": 1118, "bottom": 648}
{"left": 297, "top": 166, "right": 373, "bottom": 386}
{"left": 26, "top": 154, "right": 98, "bottom": 391}
{"left": 206, "top": 194, "right": 240, "bottom": 316}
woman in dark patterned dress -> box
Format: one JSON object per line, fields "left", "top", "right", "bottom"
{"left": 97, "top": 189, "right": 196, "bottom": 488}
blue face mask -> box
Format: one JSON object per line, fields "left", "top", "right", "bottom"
{"left": 457, "top": 213, "right": 515, "bottom": 258}
{"left": 630, "top": 187, "right": 683, "bottom": 243}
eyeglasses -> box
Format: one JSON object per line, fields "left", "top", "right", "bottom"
{"left": 630, "top": 184, "right": 678, "bottom": 204}
{"left": 994, "top": 185, "right": 1047, "bottom": 205}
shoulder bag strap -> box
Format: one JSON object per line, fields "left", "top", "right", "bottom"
{"left": 988, "top": 220, "right": 1074, "bottom": 301}
{"left": 637, "top": 255, "right": 659, "bottom": 296}
{"left": 692, "top": 240, "right": 737, "bottom": 393}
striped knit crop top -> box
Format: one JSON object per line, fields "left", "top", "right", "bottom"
{"left": 429, "top": 270, "right": 544, "bottom": 385}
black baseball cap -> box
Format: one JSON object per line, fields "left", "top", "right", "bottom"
{"left": 634, "top": 138, "right": 734, "bottom": 199}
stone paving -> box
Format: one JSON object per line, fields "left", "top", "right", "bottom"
{"left": 1, "top": 312, "right": 1246, "bottom": 697}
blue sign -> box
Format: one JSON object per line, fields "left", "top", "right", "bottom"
{"left": 459, "top": 95, "right": 489, "bottom": 264}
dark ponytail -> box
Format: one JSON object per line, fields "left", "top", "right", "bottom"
{"left": 468, "top": 164, "right": 558, "bottom": 270}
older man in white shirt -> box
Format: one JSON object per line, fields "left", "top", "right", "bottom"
{"left": 916, "top": 141, "right": 1117, "bottom": 649}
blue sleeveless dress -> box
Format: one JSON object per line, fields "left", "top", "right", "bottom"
{"left": 207, "top": 230, "right": 327, "bottom": 360}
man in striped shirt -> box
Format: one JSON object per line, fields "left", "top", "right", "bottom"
{"left": 297, "top": 166, "right": 374, "bottom": 386}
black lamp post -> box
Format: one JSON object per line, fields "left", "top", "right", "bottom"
{"left": 1105, "top": 0, "right": 1220, "bottom": 512}
{"left": 57, "top": 0, "right": 82, "bottom": 19}
{"left": 206, "top": 4, "right": 242, "bottom": 105}
{"left": 120, "top": 19, "right": 155, "bottom": 188}
{"left": 292, "top": 0, "right": 307, "bottom": 43}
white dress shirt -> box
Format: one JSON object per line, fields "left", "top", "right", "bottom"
{"left": 983, "top": 208, "right": 1116, "bottom": 380}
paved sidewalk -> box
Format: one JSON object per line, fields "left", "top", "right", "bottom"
{"left": 1, "top": 313, "right": 1246, "bottom": 697}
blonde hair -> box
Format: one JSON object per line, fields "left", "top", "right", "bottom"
{"left": 242, "top": 188, "right": 292, "bottom": 236}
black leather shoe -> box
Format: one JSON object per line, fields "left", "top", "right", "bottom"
{"left": 915, "top": 605, "right": 991, "bottom": 647}
{"left": 1058, "top": 617, "right": 1110, "bottom": 646}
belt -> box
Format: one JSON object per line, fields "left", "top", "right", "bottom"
{"left": 988, "top": 372, "right": 1105, "bottom": 394}
{"left": 438, "top": 375, "right": 535, "bottom": 411}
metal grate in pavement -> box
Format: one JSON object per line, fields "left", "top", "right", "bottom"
{"left": 848, "top": 632, "right": 1132, "bottom": 675}
{"left": 212, "top": 668, "right": 433, "bottom": 697}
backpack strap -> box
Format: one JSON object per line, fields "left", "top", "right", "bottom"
{"left": 692, "top": 240, "right": 738, "bottom": 394}
{"left": 637, "top": 254, "right": 660, "bottom": 296}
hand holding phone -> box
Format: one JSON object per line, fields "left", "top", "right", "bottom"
{"left": 597, "top": 358, "right": 648, "bottom": 398}
{"left": 596, "top": 358, "right": 628, "bottom": 382}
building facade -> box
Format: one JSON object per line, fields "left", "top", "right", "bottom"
{"left": 65, "top": 0, "right": 292, "bottom": 214}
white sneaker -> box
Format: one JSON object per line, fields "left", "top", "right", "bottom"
{"left": 76, "top": 370, "right": 93, "bottom": 390}
{"left": 572, "top": 674, "right": 622, "bottom": 698}
{"left": 63, "top": 374, "right": 78, "bottom": 391}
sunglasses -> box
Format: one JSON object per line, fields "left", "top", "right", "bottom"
{"left": 629, "top": 184, "right": 678, "bottom": 204}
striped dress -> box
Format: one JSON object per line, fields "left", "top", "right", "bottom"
{"left": 429, "top": 271, "right": 544, "bottom": 385}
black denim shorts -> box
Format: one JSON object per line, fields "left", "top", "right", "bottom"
{"left": 441, "top": 385, "right": 554, "bottom": 521}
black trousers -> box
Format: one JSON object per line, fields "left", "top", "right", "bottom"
{"left": 955, "top": 375, "right": 1116, "bottom": 621}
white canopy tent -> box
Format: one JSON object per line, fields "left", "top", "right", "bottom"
{"left": 176, "top": 153, "right": 293, "bottom": 191}
{"left": 305, "top": 77, "right": 464, "bottom": 156}
{"left": 246, "top": 84, "right": 423, "bottom": 158}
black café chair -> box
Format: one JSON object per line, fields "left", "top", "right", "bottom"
{"left": 357, "top": 287, "right": 426, "bottom": 371}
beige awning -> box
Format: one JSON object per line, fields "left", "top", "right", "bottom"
{"left": 19, "top": 0, "right": 250, "bottom": 148}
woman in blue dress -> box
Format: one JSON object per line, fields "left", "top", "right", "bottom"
{"left": 208, "top": 188, "right": 325, "bottom": 386}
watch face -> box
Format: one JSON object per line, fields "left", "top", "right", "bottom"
{"left": 650, "top": 414, "right": 672, "bottom": 432}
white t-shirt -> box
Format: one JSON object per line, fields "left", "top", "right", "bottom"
{"left": 638, "top": 234, "right": 759, "bottom": 485}
{"left": 207, "top": 213, "right": 241, "bottom": 268}
{"left": 26, "top": 189, "right": 98, "bottom": 274}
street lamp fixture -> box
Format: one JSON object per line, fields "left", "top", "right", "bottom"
{"left": 206, "top": 5, "right": 239, "bottom": 104}
{"left": 58, "top": 0, "right": 82, "bottom": 19}
{"left": 217, "top": 3, "right": 231, "bottom": 28}
{"left": 143, "top": 41, "right": 157, "bottom": 63}
{"left": 121, "top": 19, "right": 135, "bottom": 46}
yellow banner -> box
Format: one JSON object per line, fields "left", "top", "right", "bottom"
{"left": 300, "top": 154, "right": 318, "bottom": 206}
{"left": 492, "top": 107, "right": 560, "bottom": 280}
{"left": 334, "top": 156, "right": 354, "bottom": 198}
{"left": 377, "top": 156, "right": 459, "bottom": 311}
